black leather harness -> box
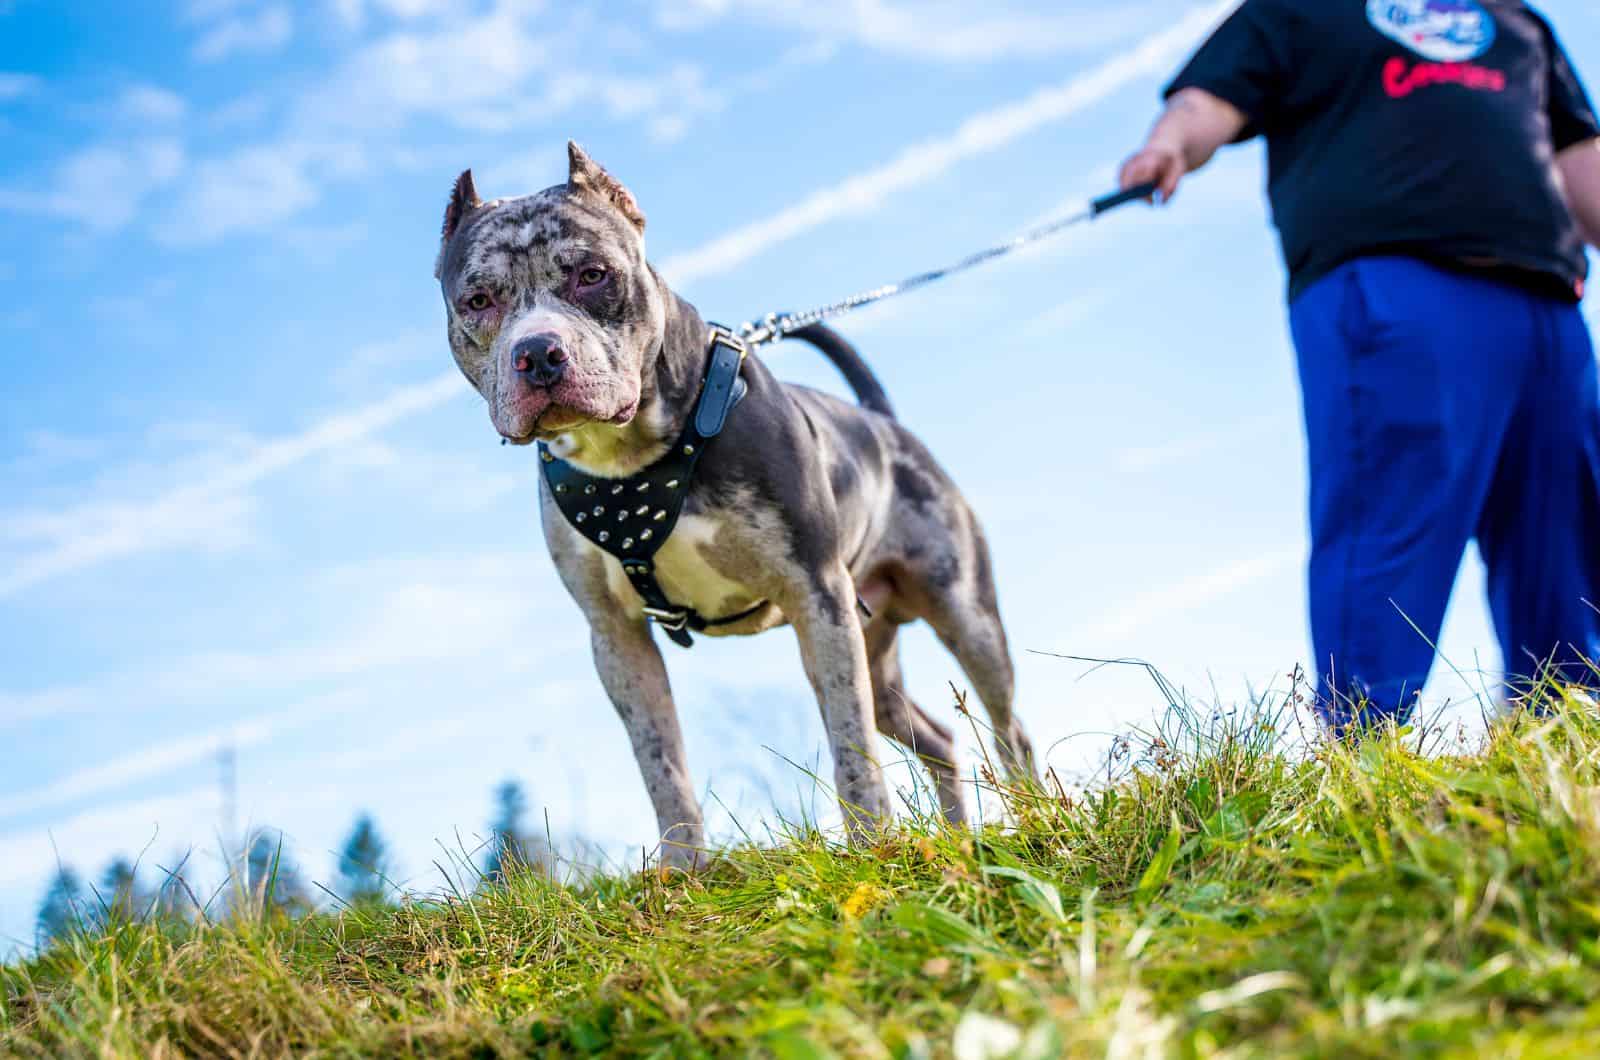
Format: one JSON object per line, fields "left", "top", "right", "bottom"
{"left": 538, "top": 325, "right": 764, "bottom": 648}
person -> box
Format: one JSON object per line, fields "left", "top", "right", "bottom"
{"left": 1120, "top": 0, "right": 1600, "bottom": 732}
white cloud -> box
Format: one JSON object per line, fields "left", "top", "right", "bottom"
{"left": 327, "top": 0, "right": 364, "bottom": 27}
{"left": 4, "top": 431, "right": 106, "bottom": 476}
{"left": 329, "top": 328, "right": 440, "bottom": 390}
{"left": 277, "top": 218, "right": 370, "bottom": 264}
{"left": 0, "top": 138, "right": 185, "bottom": 231}
{"left": 155, "top": 143, "right": 317, "bottom": 244}
{"left": 0, "top": 490, "right": 259, "bottom": 594}
{"left": 0, "top": 788, "right": 221, "bottom": 891}
{"left": 155, "top": 6, "right": 717, "bottom": 242}
{"left": 117, "top": 84, "right": 188, "bottom": 123}
{"left": 1073, "top": 547, "right": 1302, "bottom": 642}
{"left": 311, "top": 714, "right": 473, "bottom": 775}
{"left": 208, "top": 91, "right": 273, "bottom": 131}
{"left": 185, "top": 0, "right": 252, "bottom": 19}
{"left": 378, "top": 0, "right": 459, "bottom": 15}
{"left": 157, "top": 136, "right": 368, "bottom": 244}
{"left": 0, "top": 71, "right": 40, "bottom": 102}
{"left": 192, "top": 4, "right": 293, "bottom": 62}
{"left": 1114, "top": 414, "right": 1285, "bottom": 474}
{"left": 327, "top": 0, "right": 464, "bottom": 27}
{"left": 1016, "top": 289, "right": 1116, "bottom": 342}
{"left": 0, "top": 563, "right": 525, "bottom": 725}
{"left": 0, "top": 702, "right": 339, "bottom": 823}
{"left": 322, "top": 9, "right": 544, "bottom": 122}
{"left": 304, "top": 10, "right": 718, "bottom": 136}
{"left": 309, "top": 435, "right": 522, "bottom": 510}
{"left": 0, "top": 371, "right": 466, "bottom": 600}
{"left": 10, "top": 0, "right": 852, "bottom": 244}
{"left": 658, "top": 0, "right": 1200, "bottom": 62}
{"left": 659, "top": 0, "right": 1234, "bottom": 286}
{"left": 475, "top": 148, "right": 564, "bottom": 196}
{"left": 727, "top": 39, "right": 839, "bottom": 94}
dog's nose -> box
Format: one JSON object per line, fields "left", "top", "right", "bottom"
{"left": 511, "top": 334, "right": 568, "bottom": 388}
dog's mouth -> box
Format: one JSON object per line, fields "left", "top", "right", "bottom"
{"left": 500, "top": 402, "right": 638, "bottom": 446}
{"left": 496, "top": 363, "right": 646, "bottom": 447}
{"left": 534, "top": 406, "right": 591, "bottom": 435}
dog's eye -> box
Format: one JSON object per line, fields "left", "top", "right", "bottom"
{"left": 465, "top": 292, "right": 493, "bottom": 312}
{"left": 577, "top": 267, "right": 607, "bottom": 288}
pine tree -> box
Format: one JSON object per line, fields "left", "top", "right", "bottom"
{"left": 36, "top": 865, "right": 85, "bottom": 946}
{"left": 335, "top": 813, "right": 392, "bottom": 906}
{"left": 243, "top": 829, "right": 313, "bottom": 917}
{"left": 483, "top": 779, "right": 551, "bottom": 883}
{"left": 483, "top": 779, "right": 525, "bottom": 883}
{"left": 97, "top": 856, "right": 151, "bottom": 925}
{"left": 153, "top": 851, "right": 200, "bottom": 924}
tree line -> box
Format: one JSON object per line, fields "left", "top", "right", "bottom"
{"left": 34, "top": 778, "right": 550, "bottom": 948}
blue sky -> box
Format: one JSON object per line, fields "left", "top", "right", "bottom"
{"left": 2, "top": 0, "right": 1598, "bottom": 951}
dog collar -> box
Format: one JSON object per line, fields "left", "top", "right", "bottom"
{"left": 538, "top": 325, "right": 760, "bottom": 648}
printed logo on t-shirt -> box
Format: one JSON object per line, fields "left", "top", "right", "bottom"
{"left": 1365, "top": 0, "right": 1497, "bottom": 63}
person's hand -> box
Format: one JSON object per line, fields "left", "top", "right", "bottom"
{"left": 1118, "top": 141, "right": 1187, "bottom": 203}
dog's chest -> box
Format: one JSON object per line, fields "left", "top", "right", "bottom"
{"left": 605, "top": 512, "right": 765, "bottom": 619}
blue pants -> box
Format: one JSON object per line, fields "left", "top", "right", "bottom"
{"left": 1290, "top": 256, "right": 1600, "bottom": 731}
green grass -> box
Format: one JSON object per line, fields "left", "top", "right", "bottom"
{"left": 8, "top": 683, "right": 1600, "bottom": 1058}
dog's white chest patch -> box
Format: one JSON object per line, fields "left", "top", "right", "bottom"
{"left": 606, "top": 512, "right": 764, "bottom": 619}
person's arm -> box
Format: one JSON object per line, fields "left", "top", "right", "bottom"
{"left": 1120, "top": 0, "right": 1288, "bottom": 202}
{"left": 1537, "top": 13, "right": 1600, "bottom": 248}
{"left": 1558, "top": 139, "right": 1600, "bottom": 249}
{"left": 1119, "top": 88, "right": 1250, "bottom": 202}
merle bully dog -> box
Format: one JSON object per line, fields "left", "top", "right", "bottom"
{"left": 435, "top": 143, "right": 1034, "bottom": 867}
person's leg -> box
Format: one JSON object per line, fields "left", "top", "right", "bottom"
{"left": 1289, "top": 258, "right": 1530, "bottom": 734}
{"left": 1476, "top": 299, "right": 1600, "bottom": 701}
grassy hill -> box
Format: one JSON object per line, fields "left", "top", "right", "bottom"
{"left": 7, "top": 688, "right": 1600, "bottom": 1058}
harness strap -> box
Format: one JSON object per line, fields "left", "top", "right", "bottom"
{"left": 539, "top": 325, "right": 754, "bottom": 648}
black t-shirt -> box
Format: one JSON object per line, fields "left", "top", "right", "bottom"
{"left": 1165, "top": 0, "right": 1600, "bottom": 302}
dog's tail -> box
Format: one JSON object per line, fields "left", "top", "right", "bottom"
{"left": 786, "top": 323, "right": 896, "bottom": 420}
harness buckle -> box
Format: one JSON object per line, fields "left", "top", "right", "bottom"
{"left": 642, "top": 606, "right": 691, "bottom": 632}
{"left": 705, "top": 323, "right": 749, "bottom": 364}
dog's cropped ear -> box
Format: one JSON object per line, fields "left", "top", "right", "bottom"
{"left": 441, "top": 169, "right": 481, "bottom": 243}
{"left": 566, "top": 141, "right": 645, "bottom": 234}
{"left": 435, "top": 169, "right": 482, "bottom": 278}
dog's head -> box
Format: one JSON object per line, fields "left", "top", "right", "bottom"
{"left": 435, "top": 143, "right": 666, "bottom": 445}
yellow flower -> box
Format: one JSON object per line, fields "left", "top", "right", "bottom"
{"left": 841, "top": 881, "right": 888, "bottom": 919}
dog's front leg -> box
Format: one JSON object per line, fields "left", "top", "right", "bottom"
{"left": 590, "top": 621, "right": 705, "bottom": 870}
{"left": 791, "top": 564, "right": 893, "bottom": 841}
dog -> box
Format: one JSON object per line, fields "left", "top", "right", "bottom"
{"left": 435, "top": 142, "right": 1034, "bottom": 867}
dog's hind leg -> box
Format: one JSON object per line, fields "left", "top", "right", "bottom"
{"left": 865, "top": 620, "right": 966, "bottom": 824}
{"left": 918, "top": 538, "right": 1036, "bottom": 785}
{"left": 590, "top": 620, "right": 706, "bottom": 870}
{"left": 928, "top": 603, "right": 1035, "bottom": 784}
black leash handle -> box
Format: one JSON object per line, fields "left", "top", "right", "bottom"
{"left": 1090, "top": 181, "right": 1160, "bottom": 216}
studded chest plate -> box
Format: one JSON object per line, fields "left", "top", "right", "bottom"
{"left": 538, "top": 436, "right": 701, "bottom": 562}
{"left": 535, "top": 325, "right": 752, "bottom": 648}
